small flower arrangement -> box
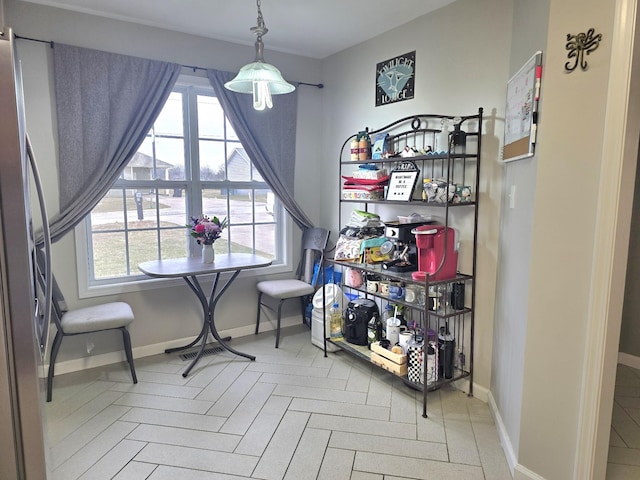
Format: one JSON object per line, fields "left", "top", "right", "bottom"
{"left": 187, "top": 215, "right": 228, "bottom": 245}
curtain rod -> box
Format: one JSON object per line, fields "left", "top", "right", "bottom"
{"left": 14, "top": 34, "right": 324, "bottom": 89}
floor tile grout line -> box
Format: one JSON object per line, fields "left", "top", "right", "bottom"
{"left": 50, "top": 391, "right": 131, "bottom": 449}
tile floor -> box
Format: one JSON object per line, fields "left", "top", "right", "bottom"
{"left": 607, "top": 364, "right": 640, "bottom": 480}
{"left": 44, "top": 324, "right": 513, "bottom": 480}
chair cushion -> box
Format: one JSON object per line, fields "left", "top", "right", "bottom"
{"left": 257, "top": 279, "right": 315, "bottom": 299}
{"left": 60, "top": 302, "right": 134, "bottom": 334}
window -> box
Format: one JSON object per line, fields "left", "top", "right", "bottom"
{"left": 77, "top": 81, "right": 287, "bottom": 292}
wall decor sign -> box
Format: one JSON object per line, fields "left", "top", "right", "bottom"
{"left": 386, "top": 160, "right": 420, "bottom": 201}
{"left": 376, "top": 51, "right": 415, "bottom": 107}
{"left": 503, "top": 51, "right": 543, "bottom": 163}
{"left": 565, "top": 28, "right": 602, "bottom": 72}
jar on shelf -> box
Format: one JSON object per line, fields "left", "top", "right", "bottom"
{"left": 350, "top": 139, "right": 359, "bottom": 161}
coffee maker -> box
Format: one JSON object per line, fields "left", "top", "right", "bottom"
{"left": 381, "top": 220, "right": 432, "bottom": 272}
{"left": 410, "top": 225, "right": 458, "bottom": 281}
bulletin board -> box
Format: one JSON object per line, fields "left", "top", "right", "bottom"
{"left": 503, "top": 51, "right": 543, "bottom": 162}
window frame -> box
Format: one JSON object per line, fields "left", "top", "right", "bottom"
{"left": 75, "top": 76, "right": 293, "bottom": 299}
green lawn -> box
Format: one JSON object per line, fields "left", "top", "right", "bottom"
{"left": 92, "top": 221, "right": 271, "bottom": 279}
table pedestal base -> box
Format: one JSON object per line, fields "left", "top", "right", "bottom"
{"left": 173, "top": 270, "right": 256, "bottom": 377}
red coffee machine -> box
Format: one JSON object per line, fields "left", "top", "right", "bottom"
{"left": 410, "top": 225, "right": 458, "bottom": 281}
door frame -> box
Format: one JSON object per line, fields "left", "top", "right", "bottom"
{"left": 576, "top": 0, "right": 640, "bottom": 478}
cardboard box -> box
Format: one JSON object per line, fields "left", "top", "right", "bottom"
{"left": 370, "top": 341, "right": 407, "bottom": 365}
{"left": 371, "top": 352, "right": 408, "bottom": 376}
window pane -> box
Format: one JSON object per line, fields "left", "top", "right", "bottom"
{"left": 202, "top": 188, "right": 229, "bottom": 219}
{"left": 229, "top": 225, "right": 254, "bottom": 254}
{"left": 228, "top": 224, "right": 275, "bottom": 258}
{"left": 132, "top": 136, "right": 185, "bottom": 180}
{"left": 199, "top": 140, "right": 224, "bottom": 180}
{"left": 91, "top": 190, "right": 126, "bottom": 227}
{"left": 254, "top": 189, "right": 275, "bottom": 224}
{"left": 254, "top": 224, "right": 276, "bottom": 259}
{"left": 154, "top": 91, "right": 184, "bottom": 136}
{"left": 127, "top": 230, "right": 160, "bottom": 273}
{"left": 128, "top": 190, "right": 157, "bottom": 228}
{"left": 226, "top": 144, "right": 253, "bottom": 181}
{"left": 227, "top": 188, "right": 254, "bottom": 224}
{"left": 161, "top": 229, "right": 189, "bottom": 259}
{"left": 158, "top": 190, "right": 187, "bottom": 231}
{"left": 92, "top": 231, "right": 128, "bottom": 279}
{"left": 226, "top": 118, "right": 238, "bottom": 141}
{"left": 197, "top": 95, "right": 224, "bottom": 139}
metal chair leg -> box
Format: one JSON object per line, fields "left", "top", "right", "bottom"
{"left": 46, "top": 330, "right": 64, "bottom": 402}
{"left": 255, "top": 292, "right": 263, "bottom": 335}
{"left": 299, "top": 296, "right": 307, "bottom": 326}
{"left": 120, "top": 327, "right": 137, "bottom": 384}
{"left": 275, "top": 299, "right": 285, "bottom": 348}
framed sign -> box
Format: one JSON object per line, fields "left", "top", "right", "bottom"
{"left": 386, "top": 161, "right": 420, "bottom": 201}
{"left": 376, "top": 51, "right": 415, "bottom": 107}
{"left": 503, "top": 51, "right": 543, "bottom": 162}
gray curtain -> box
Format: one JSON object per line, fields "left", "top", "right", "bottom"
{"left": 206, "top": 69, "right": 313, "bottom": 230}
{"left": 39, "top": 44, "right": 181, "bottom": 245}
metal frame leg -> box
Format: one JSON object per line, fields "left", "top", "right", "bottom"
{"left": 46, "top": 330, "right": 63, "bottom": 402}
{"left": 255, "top": 292, "right": 263, "bottom": 334}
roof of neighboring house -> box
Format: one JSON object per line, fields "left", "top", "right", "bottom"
{"left": 127, "top": 151, "right": 173, "bottom": 169}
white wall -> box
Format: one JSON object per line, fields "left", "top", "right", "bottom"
{"left": 321, "top": 0, "right": 512, "bottom": 396}
{"left": 6, "top": 0, "right": 325, "bottom": 361}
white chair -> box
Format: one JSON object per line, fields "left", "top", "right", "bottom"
{"left": 256, "top": 227, "right": 330, "bottom": 348}
{"left": 43, "top": 273, "right": 137, "bottom": 402}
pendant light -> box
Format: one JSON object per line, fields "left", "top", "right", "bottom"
{"left": 224, "top": 0, "right": 296, "bottom": 110}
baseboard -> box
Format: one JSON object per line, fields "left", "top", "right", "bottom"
{"left": 486, "top": 392, "right": 548, "bottom": 479}
{"left": 449, "top": 378, "right": 489, "bottom": 403}
{"left": 46, "top": 315, "right": 302, "bottom": 376}
{"left": 514, "top": 464, "right": 547, "bottom": 480}
{"left": 618, "top": 351, "right": 640, "bottom": 369}
{"left": 487, "top": 391, "right": 518, "bottom": 475}
{"left": 471, "top": 381, "right": 489, "bottom": 403}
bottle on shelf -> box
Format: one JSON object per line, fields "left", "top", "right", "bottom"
{"left": 329, "top": 303, "right": 343, "bottom": 339}
{"left": 382, "top": 304, "right": 394, "bottom": 326}
{"left": 350, "top": 139, "right": 359, "bottom": 161}
{"left": 357, "top": 130, "right": 371, "bottom": 160}
{"left": 367, "top": 313, "right": 383, "bottom": 348}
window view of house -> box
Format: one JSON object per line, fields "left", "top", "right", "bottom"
{"left": 84, "top": 85, "right": 280, "bottom": 284}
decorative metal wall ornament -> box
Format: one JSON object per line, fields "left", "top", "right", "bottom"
{"left": 565, "top": 28, "right": 602, "bottom": 72}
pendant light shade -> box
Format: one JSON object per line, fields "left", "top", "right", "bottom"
{"left": 224, "top": 0, "right": 295, "bottom": 110}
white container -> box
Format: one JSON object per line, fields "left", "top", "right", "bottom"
{"left": 311, "top": 308, "right": 340, "bottom": 352}
{"left": 311, "top": 284, "right": 348, "bottom": 352}
{"left": 312, "top": 283, "right": 348, "bottom": 311}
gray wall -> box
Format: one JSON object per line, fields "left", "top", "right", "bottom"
{"left": 621, "top": 146, "right": 640, "bottom": 357}
{"left": 491, "top": 0, "right": 549, "bottom": 464}
{"left": 320, "top": 0, "right": 513, "bottom": 395}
